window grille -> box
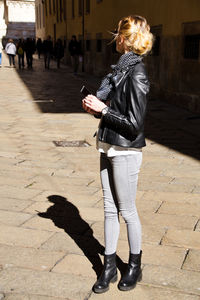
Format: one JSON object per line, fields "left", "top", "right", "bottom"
{"left": 72, "top": 0, "right": 75, "bottom": 18}
{"left": 86, "top": 0, "right": 90, "bottom": 13}
{"left": 63, "top": 0, "right": 66, "bottom": 20}
{"left": 96, "top": 39, "right": 102, "bottom": 52}
{"left": 79, "top": 0, "right": 83, "bottom": 16}
{"left": 184, "top": 34, "right": 200, "bottom": 59}
{"left": 49, "top": 0, "right": 51, "bottom": 14}
{"left": 152, "top": 35, "right": 160, "bottom": 56}
{"left": 86, "top": 40, "right": 91, "bottom": 51}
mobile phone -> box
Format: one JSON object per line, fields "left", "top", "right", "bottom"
{"left": 80, "top": 85, "right": 91, "bottom": 97}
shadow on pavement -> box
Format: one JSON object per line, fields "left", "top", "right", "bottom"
{"left": 15, "top": 56, "right": 200, "bottom": 161}
{"left": 15, "top": 56, "right": 99, "bottom": 114}
{"left": 38, "top": 195, "right": 126, "bottom": 278}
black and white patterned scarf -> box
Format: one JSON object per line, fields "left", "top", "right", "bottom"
{"left": 96, "top": 51, "right": 143, "bottom": 101}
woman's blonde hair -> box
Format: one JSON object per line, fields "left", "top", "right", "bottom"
{"left": 114, "top": 15, "right": 154, "bottom": 55}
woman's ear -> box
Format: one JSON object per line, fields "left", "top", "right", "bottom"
{"left": 119, "top": 35, "right": 124, "bottom": 45}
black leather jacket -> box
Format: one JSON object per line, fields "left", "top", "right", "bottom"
{"left": 98, "top": 61, "right": 150, "bottom": 148}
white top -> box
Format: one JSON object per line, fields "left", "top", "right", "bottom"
{"left": 97, "top": 139, "right": 142, "bottom": 157}
{"left": 5, "top": 43, "right": 16, "bottom": 55}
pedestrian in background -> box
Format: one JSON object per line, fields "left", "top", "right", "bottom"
{"left": 5, "top": 39, "right": 16, "bottom": 67}
{"left": 24, "top": 38, "right": 35, "bottom": 69}
{"left": 0, "top": 40, "right": 2, "bottom": 67}
{"left": 36, "top": 38, "right": 43, "bottom": 59}
{"left": 16, "top": 38, "right": 25, "bottom": 69}
{"left": 82, "top": 15, "right": 153, "bottom": 293}
{"left": 68, "top": 35, "right": 80, "bottom": 75}
{"left": 43, "top": 35, "right": 53, "bottom": 69}
{"left": 54, "top": 38, "right": 64, "bottom": 68}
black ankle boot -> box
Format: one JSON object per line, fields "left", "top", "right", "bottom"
{"left": 118, "top": 250, "right": 142, "bottom": 291}
{"left": 93, "top": 252, "right": 117, "bottom": 293}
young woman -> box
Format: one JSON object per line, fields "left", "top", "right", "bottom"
{"left": 82, "top": 15, "right": 153, "bottom": 293}
{"left": 5, "top": 39, "right": 16, "bottom": 67}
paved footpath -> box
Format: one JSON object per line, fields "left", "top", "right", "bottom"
{"left": 0, "top": 52, "right": 200, "bottom": 300}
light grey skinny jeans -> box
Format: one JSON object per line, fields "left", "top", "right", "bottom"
{"left": 100, "top": 152, "right": 142, "bottom": 255}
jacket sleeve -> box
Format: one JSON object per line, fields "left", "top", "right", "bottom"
{"left": 102, "top": 66, "right": 149, "bottom": 137}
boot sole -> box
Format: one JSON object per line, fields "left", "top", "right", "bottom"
{"left": 93, "top": 274, "right": 118, "bottom": 294}
{"left": 118, "top": 271, "right": 142, "bottom": 291}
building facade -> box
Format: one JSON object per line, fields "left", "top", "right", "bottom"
{"left": 36, "top": 0, "right": 200, "bottom": 112}
{"left": 0, "top": 0, "right": 35, "bottom": 45}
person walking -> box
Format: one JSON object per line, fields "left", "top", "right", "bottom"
{"left": 43, "top": 36, "right": 53, "bottom": 69}
{"left": 68, "top": 35, "right": 80, "bottom": 75}
{"left": 54, "top": 38, "right": 64, "bottom": 68}
{"left": 24, "top": 38, "right": 35, "bottom": 69}
{"left": 0, "top": 40, "right": 2, "bottom": 67}
{"left": 5, "top": 39, "right": 16, "bottom": 67}
{"left": 82, "top": 15, "right": 153, "bottom": 293}
{"left": 16, "top": 38, "right": 25, "bottom": 69}
{"left": 36, "top": 38, "right": 43, "bottom": 59}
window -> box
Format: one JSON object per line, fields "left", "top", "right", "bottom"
{"left": 86, "top": 40, "right": 90, "bottom": 51}
{"left": 150, "top": 25, "right": 162, "bottom": 56}
{"left": 42, "top": 3, "right": 45, "bottom": 27}
{"left": 36, "top": 6, "right": 39, "bottom": 29}
{"left": 54, "top": 24, "right": 56, "bottom": 42}
{"left": 79, "top": 0, "right": 83, "bottom": 16}
{"left": 45, "top": 0, "right": 47, "bottom": 16}
{"left": 63, "top": 0, "right": 67, "bottom": 20}
{"left": 72, "top": 0, "right": 75, "bottom": 18}
{"left": 184, "top": 34, "right": 200, "bottom": 59}
{"left": 49, "top": 0, "right": 51, "bottom": 14}
{"left": 86, "top": 0, "right": 90, "bottom": 13}
{"left": 39, "top": 4, "right": 41, "bottom": 28}
{"left": 60, "top": 0, "right": 62, "bottom": 21}
{"left": 53, "top": 0, "right": 55, "bottom": 14}
{"left": 96, "top": 39, "right": 102, "bottom": 52}
{"left": 152, "top": 35, "right": 160, "bottom": 56}
{"left": 56, "top": 0, "right": 59, "bottom": 21}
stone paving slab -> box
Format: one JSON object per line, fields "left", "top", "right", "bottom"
{"left": 138, "top": 180, "right": 195, "bottom": 193}
{"left": 140, "top": 212, "right": 198, "bottom": 230}
{"left": 182, "top": 249, "right": 200, "bottom": 272}
{"left": 4, "top": 294, "right": 67, "bottom": 300}
{"left": 0, "top": 185, "right": 41, "bottom": 200}
{"left": 142, "top": 264, "right": 200, "bottom": 296}
{"left": 51, "top": 253, "right": 98, "bottom": 278}
{"left": 21, "top": 215, "right": 65, "bottom": 233}
{"left": 0, "top": 198, "right": 33, "bottom": 212}
{"left": 89, "top": 284, "right": 200, "bottom": 300}
{"left": 141, "top": 191, "right": 200, "bottom": 204}
{"left": 0, "top": 210, "right": 32, "bottom": 227}
{"left": 162, "top": 229, "right": 200, "bottom": 249}
{"left": 0, "top": 224, "right": 54, "bottom": 248}
{"left": 0, "top": 244, "right": 65, "bottom": 272}
{"left": 30, "top": 190, "right": 100, "bottom": 206}
{"left": 157, "top": 201, "right": 200, "bottom": 217}
{"left": 0, "top": 267, "right": 93, "bottom": 299}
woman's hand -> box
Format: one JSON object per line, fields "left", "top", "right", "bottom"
{"left": 82, "top": 95, "right": 107, "bottom": 114}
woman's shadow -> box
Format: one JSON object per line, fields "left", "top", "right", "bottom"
{"left": 38, "top": 195, "right": 126, "bottom": 278}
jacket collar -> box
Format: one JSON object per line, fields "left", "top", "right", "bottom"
{"left": 111, "top": 51, "right": 143, "bottom": 73}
